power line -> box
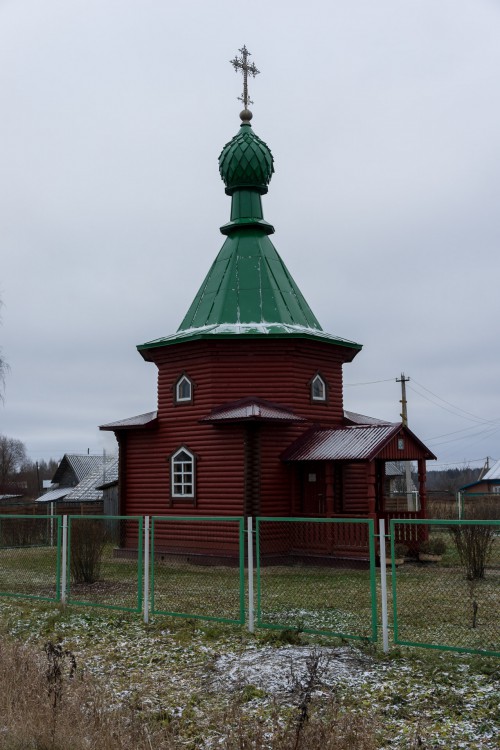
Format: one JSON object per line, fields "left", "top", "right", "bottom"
{"left": 345, "top": 377, "right": 394, "bottom": 387}
{"left": 411, "top": 377, "right": 500, "bottom": 425}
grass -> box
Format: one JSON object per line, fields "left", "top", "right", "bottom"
{"left": 0, "top": 600, "right": 498, "bottom": 749}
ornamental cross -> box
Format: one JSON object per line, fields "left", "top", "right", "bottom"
{"left": 230, "top": 45, "right": 260, "bottom": 109}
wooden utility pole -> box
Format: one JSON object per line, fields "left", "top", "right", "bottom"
{"left": 396, "top": 372, "right": 410, "bottom": 426}
{"left": 396, "top": 373, "right": 415, "bottom": 510}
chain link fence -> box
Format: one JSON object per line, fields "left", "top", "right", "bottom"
{"left": 0, "top": 514, "right": 61, "bottom": 602}
{"left": 66, "top": 516, "right": 143, "bottom": 613}
{"left": 151, "top": 516, "right": 245, "bottom": 624}
{"left": 391, "top": 519, "right": 500, "bottom": 655}
{"left": 256, "top": 518, "right": 378, "bottom": 641}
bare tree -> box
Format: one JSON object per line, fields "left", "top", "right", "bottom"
{"left": 0, "top": 435, "right": 28, "bottom": 491}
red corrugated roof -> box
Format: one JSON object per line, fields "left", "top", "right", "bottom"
{"left": 201, "top": 398, "right": 305, "bottom": 423}
{"left": 283, "top": 424, "right": 401, "bottom": 461}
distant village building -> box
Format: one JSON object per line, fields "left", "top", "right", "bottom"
{"left": 35, "top": 453, "right": 117, "bottom": 514}
{"left": 460, "top": 458, "right": 500, "bottom": 496}
{"left": 101, "top": 50, "right": 435, "bottom": 559}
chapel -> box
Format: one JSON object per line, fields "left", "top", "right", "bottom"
{"left": 101, "top": 47, "right": 435, "bottom": 560}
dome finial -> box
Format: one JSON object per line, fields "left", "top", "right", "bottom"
{"left": 230, "top": 45, "right": 259, "bottom": 122}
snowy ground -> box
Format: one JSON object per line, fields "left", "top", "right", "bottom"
{"left": 1, "top": 602, "right": 499, "bottom": 749}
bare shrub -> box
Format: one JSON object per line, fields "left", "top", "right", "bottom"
{"left": 449, "top": 504, "right": 496, "bottom": 580}
{"left": 70, "top": 519, "right": 108, "bottom": 584}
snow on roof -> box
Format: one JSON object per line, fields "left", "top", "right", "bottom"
{"left": 482, "top": 458, "right": 500, "bottom": 481}
{"left": 100, "top": 411, "right": 158, "bottom": 430}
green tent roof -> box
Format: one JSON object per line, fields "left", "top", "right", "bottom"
{"left": 138, "top": 120, "right": 361, "bottom": 355}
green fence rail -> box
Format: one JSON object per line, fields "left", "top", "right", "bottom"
{"left": 150, "top": 516, "right": 245, "bottom": 625}
{"left": 0, "top": 515, "right": 61, "bottom": 602}
{"left": 255, "top": 517, "right": 378, "bottom": 642}
{"left": 390, "top": 518, "right": 500, "bottom": 656}
{"left": 66, "top": 516, "right": 143, "bottom": 613}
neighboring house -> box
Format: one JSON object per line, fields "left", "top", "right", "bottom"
{"left": 101, "top": 99, "right": 435, "bottom": 560}
{"left": 35, "top": 454, "right": 117, "bottom": 514}
{"left": 460, "top": 458, "right": 500, "bottom": 496}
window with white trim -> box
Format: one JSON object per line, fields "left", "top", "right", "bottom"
{"left": 175, "top": 374, "right": 192, "bottom": 403}
{"left": 171, "top": 448, "right": 195, "bottom": 498}
{"left": 311, "top": 374, "right": 326, "bottom": 401}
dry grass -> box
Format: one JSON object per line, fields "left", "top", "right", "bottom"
{"left": 0, "top": 637, "right": 377, "bottom": 750}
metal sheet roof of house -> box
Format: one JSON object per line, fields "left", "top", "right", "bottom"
{"left": 63, "top": 458, "right": 118, "bottom": 503}
{"left": 52, "top": 455, "right": 108, "bottom": 485}
{"left": 283, "top": 424, "right": 401, "bottom": 462}
{"left": 344, "top": 410, "right": 391, "bottom": 426}
{"left": 201, "top": 398, "right": 305, "bottom": 423}
{"left": 36, "top": 487, "right": 72, "bottom": 504}
{"left": 482, "top": 458, "right": 500, "bottom": 481}
{"left": 100, "top": 411, "right": 158, "bottom": 431}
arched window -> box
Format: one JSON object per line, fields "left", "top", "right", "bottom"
{"left": 171, "top": 447, "right": 195, "bottom": 499}
{"left": 175, "top": 374, "right": 192, "bottom": 403}
{"left": 311, "top": 374, "right": 326, "bottom": 402}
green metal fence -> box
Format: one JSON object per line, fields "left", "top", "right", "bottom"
{"left": 390, "top": 519, "right": 500, "bottom": 656}
{"left": 150, "top": 516, "right": 245, "bottom": 624}
{"left": 2, "top": 513, "right": 499, "bottom": 656}
{"left": 0, "top": 514, "right": 61, "bottom": 602}
{"left": 256, "top": 517, "right": 378, "bottom": 641}
{"left": 66, "top": 516, "right": 143, "bottom": 613}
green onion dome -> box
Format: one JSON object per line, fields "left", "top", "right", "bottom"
{"left": 218, "top": 121, "right": 274, "bottom": 195}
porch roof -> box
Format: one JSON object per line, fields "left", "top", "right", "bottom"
{"left": 283, "top": 423, "right": 436, "bottom": 462}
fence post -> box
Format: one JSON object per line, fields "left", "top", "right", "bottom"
{"left": 61, "top": 515, "right": 68, "bottom": 605}
{"left": 247, "top": 516, "right": 254, "bottom": 633}
{"left": 379, "top": 518, "right": 389, "bottom": 653}
{"left": 143, "top": 516, "right": 150, "bottom": 624}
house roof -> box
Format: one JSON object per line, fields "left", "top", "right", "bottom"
{"left": 52, "top": 454, "right": 109, "bottom": 485}
{"left": 482, "top": 458, "right": 500, "bottom": 481}
{"left": 35, "top": 487, "right": 72, "bottom": 504}
{"left": 62, "top": 458, "right": 118, "bottom": 503}
{"left": 201, "top": 397, "right": 305, "bottom": 424}
{"left": 38, "top": 456, "right": 118, "bottom": 503}
{"left": 344, "top": 410, "right": 391, "bottom": 426}
{"left": 283, "top": 423, "right": 436, "bottom": 462}
{"left": 100, "top": 411, "right": 158, "bottom": 431}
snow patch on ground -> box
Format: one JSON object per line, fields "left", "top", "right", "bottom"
{"left": 211, "top": 645, "right": 376, "bottom": 696}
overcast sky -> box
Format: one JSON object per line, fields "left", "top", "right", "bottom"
{"left": 1, "top": 0, "right": 500, "bottom": 469}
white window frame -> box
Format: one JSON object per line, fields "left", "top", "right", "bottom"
{"left": 171, "top": 447, "right": 195, "bottom": 499}
{"left": 175, "top": 374, "right": 192, "bottom": 403}
{"left": 311, "top": 374, "right": 326, "bottom": 402}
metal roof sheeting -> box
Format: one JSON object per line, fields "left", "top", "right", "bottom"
{"left": 63, "top": 458, "right": 118, "bottom": 503}
{"left": 35, "top": 487, "right": 72, "bottom": 503}
{"left": 344, "top": 410, "right": 391, "bottom": 426}
{"left": 52, "top": 455, "right": 107, "bottom": 485}
{"left": 202, "top": 398, "right": 304, "bottom": 423}
{"left": 283, "top": 424, "right": 400, "bottom": 462}
{"left": 100, "top": 411, "right": 158, "bottom": 430}
{"left": 483, "top": 458, "right": 500, "bottom": 481}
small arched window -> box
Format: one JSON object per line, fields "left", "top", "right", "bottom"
{"left": 171, "top": 447, "right": 195, "bottom": 499}
{"left": 175, "top": 374, "right": 192, "bottom": 403}
{"left": 311, "top": 374, "right": 327, "bottom": 402}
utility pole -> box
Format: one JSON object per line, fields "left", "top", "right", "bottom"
{"left": 396, "top": 372, "right": 410, "bottom": 426}
{"left": 396, "top": 373, "right": 414, "bottom": 510}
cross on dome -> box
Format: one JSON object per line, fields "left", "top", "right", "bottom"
{"left": 230, "top": 45, "right": 259, "bottom": 120}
